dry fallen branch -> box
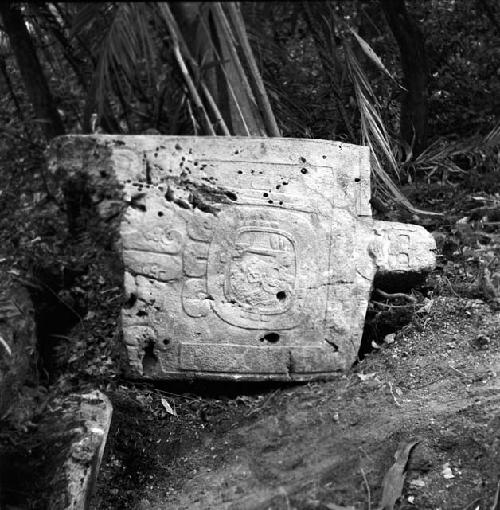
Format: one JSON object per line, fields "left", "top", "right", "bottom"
{"left": 375, "top": 288, "right": 417, "bottom": 303}
{"left": 386, "top": 381, "right": 401, "bottom": 407}
{"left": 371, "top": 301, "right": 414, "bottom": 309}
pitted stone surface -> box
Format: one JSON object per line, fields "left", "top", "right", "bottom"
{"left": 48, "top": 136, "right": 436, "bottom": 381}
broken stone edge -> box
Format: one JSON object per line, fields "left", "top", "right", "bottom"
{"left": 47, "top": 390, "right": 113, "bottom": 510}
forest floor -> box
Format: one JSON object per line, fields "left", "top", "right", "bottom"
{"left": 92, "top": 295, "right": 500, "bottom": 510}
{"left": 0, "top": 151, "right": 499, "bottom": 510}
{"left": 90, "top": 185, "right": 500, "bottom": 510}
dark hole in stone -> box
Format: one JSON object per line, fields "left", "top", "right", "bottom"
{"left": 322, "top": 155, "right": 327, "bottom": 159}
{"left": 154, "top": 152, "right": 158, "bottom": 158}
{"left": 136, "top": 310, "right": 148, "bottom": 317}
{"left": 260, "top": 333, "right": 280, "bottom": 343}
{"left": 357, "top": 272, "right": 430, "bottom": 361}
{"left": 131, "top": 192, "right": 147, "bottom": 211}
{"left": 124, "top": 293, "right": 137, "bottom": 309}
{"left": 237, "top": 170, "right": 243, "bottom": 174}
{"left": 130, "top": 202, "right": 146, "bottom": 212}
{"left": 158, "top": 211, "right": 164, "bottom": 217}
{"left": 283, "top": 181, "right": 288, "bottom": 185}
{"left": 354, "top": 177, "right": 361, "bottom": 182}
{"left": 279, "top": 201, "right": 283, "bottom": 206}
{"left": 276, "top": 291, "right": 287, "bottom": 301}
{"left": 301, "top": 168, "right": 308, "bottom": 175}
{"left": 142, "top": 340, "right": 160, "bottom": 376}
{"left": 276, "top": 185, "right": 281, "bottom": 189}
{"left": 325, "top": 339, "right": 339, "bottom": 351}
{"left": 165, "top": 187, "right": 174, "bottom": 202}
{"left": 175, "top": 144, "right": 182, "bottom": 150}
{"left": 225, "top": 191, "right": 237, "bottom": 201}
{"left": 299, "top": 156, "right": 306, "bottom": 163}
{"left": 163, "top": 338, "right": 171, "bottom": 346}
{"left": 268, "top": 200, "right": 273, "bottom": 204}
{"left": 100, "top": 170, "right": 108, "bottom": 178}
{"left": 263, "top": 192, "right": 268, "bottom": 197}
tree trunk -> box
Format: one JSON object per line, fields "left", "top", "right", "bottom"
{"left": 380, "top": 0, "right": 428, "bottom": 156}
{"left": 0, "top": 3, "right": 65, "bottom": 139}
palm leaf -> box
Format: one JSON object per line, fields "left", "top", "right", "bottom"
{"left": 156, "top": 2, "right": 217, "bottom": 135}
{"left": 72, "top": 3, "right": 159, "bottom": 126}
{"left": 345, "top": 43, "right": 399, "bottom": 173}
{"left": 349, "top": 27, "right": 401, "bottom": 86}
{"left": 224, "top": 2, "right": 280, "bottom": 136}
{"left": 344, "top": 42, "right": 423, "bottom": 211}
{"left": 209, "top": 2, "right": 267, "bottom": 135}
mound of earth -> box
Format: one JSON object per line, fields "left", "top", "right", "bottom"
{"left": 93, "top": 295, "right": 500, "bottom": 510}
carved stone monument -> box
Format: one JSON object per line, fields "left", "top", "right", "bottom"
{"left": 48, "top": 136, "right": 436, "bottom": 381}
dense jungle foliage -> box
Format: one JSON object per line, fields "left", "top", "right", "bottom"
{"left": 0, "top": 3, "right": 500, "bottom": 509}
{"left": 0, "top": 0, "right": 498, "bottom": 391}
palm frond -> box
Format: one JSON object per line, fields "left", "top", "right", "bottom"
{"left": 224, "top": 2, "right": 280, "bottom": 136}
{"left": 156, "top": 2, "right": 216, "bottom": 135}
{"left": 344, "top": 42, "right": 419, "bottom": 211}
{"left": 210, "top": 2, "right": 267, "bottom": 135}
{"left": 411, "top": 121, "right": 500, "bottom": 183}
{"left": 69, "top": 3, "right": 109, "bottom": 41}
{"left": 349, "top": 27, "right": 401, "bottom": 86}
{"left": 155, "top": 1, "right": 276, "bottom": 137}
{"left": 345, "top": 43, "right": 398, "bottom": 170}
{"left": 72, "top": 3, "right": 159, "bottom": 126}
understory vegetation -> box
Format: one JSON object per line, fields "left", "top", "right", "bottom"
{"left": 0, "top": 2, "right": 499, "bottom": 509}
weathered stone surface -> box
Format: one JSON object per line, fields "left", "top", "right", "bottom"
{"left": 48, "top": 136, "right": 436, "bottom": 381}
{"left": 47, "top": 390, "right": 113, "bottom": 510}
{"left": 0, "top": 273, "right": 37, "bottom": 418}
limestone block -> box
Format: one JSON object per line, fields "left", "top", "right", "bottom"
{"left": 46, "top": 390, "right": 113, "bottom": 510}
{"left": 48, "top": 136, "right": 436, "bottom": 381}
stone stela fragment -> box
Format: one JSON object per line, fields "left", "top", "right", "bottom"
{"left": 48, "top": 136, "right": 436, "bottom": 381}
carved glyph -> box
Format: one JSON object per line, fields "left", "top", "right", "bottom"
{"left": 48, "top": 136, "right": 436, "bottom": 381}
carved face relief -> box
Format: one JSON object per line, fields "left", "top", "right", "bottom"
{"left": 227, "top": 228, "right": 295, "bottom": 314}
